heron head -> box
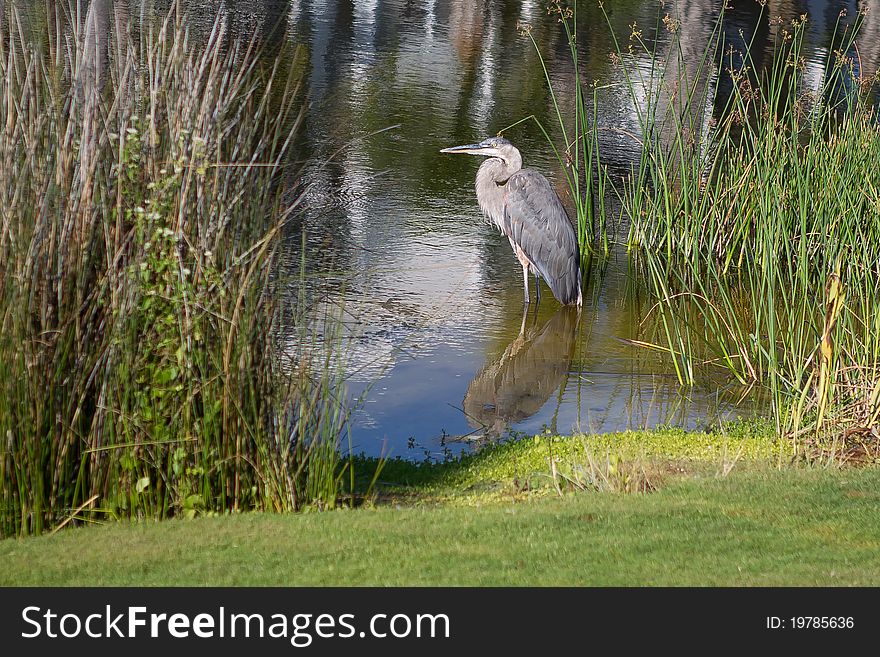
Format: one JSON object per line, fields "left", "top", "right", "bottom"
{"left": 440, "top": 137, "right": 517, "bottom": 162}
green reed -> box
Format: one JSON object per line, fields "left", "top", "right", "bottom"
{"left": 529, "top": 2, "right": 880, "bottom": 443}
{"left": 0, "top": 3, "right": 348, "bottom": 537}
{"left": 516, "top": 0, "right": 609, "bottom": 257}
{"left": 604, "top": 4, "right": 880, "bottom": 440}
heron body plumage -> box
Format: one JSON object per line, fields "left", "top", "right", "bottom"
{"left": 442, "top": 137, "right": 582, "bottom": 307}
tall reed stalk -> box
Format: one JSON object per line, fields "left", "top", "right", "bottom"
{"left": 517, "top": 0, "right": 610, "bottom": 258}
{"left": 0, "top": 3, "right": 348, "bottom": 537}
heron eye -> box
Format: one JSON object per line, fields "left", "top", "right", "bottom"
{"left": 492, "top": 140, "right": 499, "bottom": 148}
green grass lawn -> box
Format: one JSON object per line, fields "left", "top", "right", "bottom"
{"left": 2, "top": 430, "right": 878, "bottom": 586}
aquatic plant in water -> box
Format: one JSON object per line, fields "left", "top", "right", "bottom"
{"left": 528, "top": 2, "right": 880, "bottom": 446}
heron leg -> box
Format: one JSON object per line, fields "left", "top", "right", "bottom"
{"left": 521, "top": 263, "right": 530, "bottom": 305}
{"left": 534, "top": 273, "right": 541, "bottom": 304}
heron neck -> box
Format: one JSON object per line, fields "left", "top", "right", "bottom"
{"left": 481, "top": 152, "right": 521, "bottom": 184}
{"left": 476, "top": 156, "right": 520, "bottom": 227}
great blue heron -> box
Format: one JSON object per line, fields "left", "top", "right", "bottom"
{"left": 441, "top": 137, "right": 582, "bottom": 306}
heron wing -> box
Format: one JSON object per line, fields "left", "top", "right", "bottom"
{"left": 503, "top": 169, "right": 581, "bottom": 305}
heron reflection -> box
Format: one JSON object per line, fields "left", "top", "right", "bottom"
{"left": 462, "top": 305, "right": 579, "bottom": 442}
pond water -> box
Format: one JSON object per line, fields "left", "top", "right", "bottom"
{"left": 185, "top": 0, "right": 878, "bottom": 459}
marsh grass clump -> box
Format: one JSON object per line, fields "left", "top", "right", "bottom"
{"left": 533, "top": 2, "right": 880, "bottom": 447}
{"left": 550, "top": 448, "right": 657, "bottom": 495}
{"left": 618, "top": 8, "right": 880, "bottom": 444}
{"left": 0, "top": 4, "right": 346, "bottom": 537}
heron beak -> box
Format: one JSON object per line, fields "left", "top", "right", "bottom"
{"left": 439, "top": 143, "right": 486, "bottom": 155}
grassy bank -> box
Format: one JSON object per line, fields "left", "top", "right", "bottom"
{"left": 2, "top": 430, "right": 878, "bottom": 586}
{"left": 364, "top": 425, "right": 787, "bottom": 504}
